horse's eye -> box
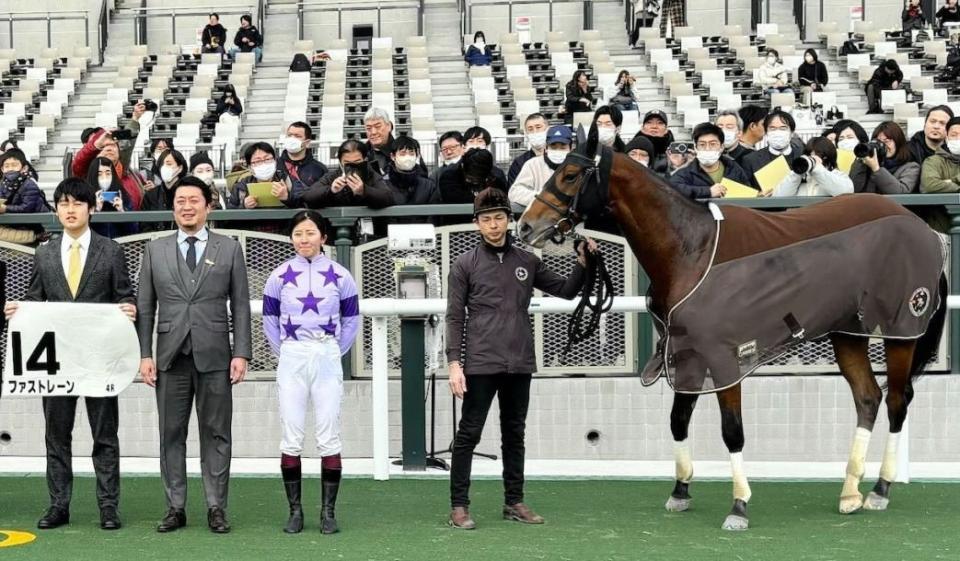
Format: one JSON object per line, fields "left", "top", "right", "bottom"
{"left": 563, "top": 173, "right": 578, "bottom": 182}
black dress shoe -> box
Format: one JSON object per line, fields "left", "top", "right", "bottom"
{"left": 37, "top": 507, "right": 69, "bottom": 529}
{"left": 208, "top": 507, "right": 231, "bottom": 534}
{"left": 156, "top": 508, "right": 186, "bottom": 533}
{"left": 100, "top": 507, "right": 122, "bottom": 530}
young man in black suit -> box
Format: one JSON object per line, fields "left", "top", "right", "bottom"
{"left": 4, "top": 178, "right": 136, "bottom": 530}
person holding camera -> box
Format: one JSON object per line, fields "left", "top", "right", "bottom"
{"left": 85, "top": 156, "right": 138, "bottom": 238}
{"left": 797, "top": 49, "right": 829, "bottom": 106}
{"left": 770, "top": 137, "right": 853, "bottom": 197}
{"left": 71, "top": 121, "right": 147, "bottom": 211}
{"left": 670, "top": 123, "right": 751, "bottom": 199}
{"left": 850, "top": 121, "right": 921, "bottom": 194}
{"left": 303, "top": 140, "right": 397, "bottom": 209}
{"left": 606, "top": 70, "right": 638, "bottom": 111}
{"left": 563, "top": 70, "right": 595, "bottom": 121}
{"left": 920, "top": 116, "right": 960, "bottom": 193}
{"left": 215, "top": 85, "right": 243, "bottom": 123}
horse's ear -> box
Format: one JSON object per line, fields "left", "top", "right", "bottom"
{"left": 585, "top": 122, "right": 598, "bottom": 159}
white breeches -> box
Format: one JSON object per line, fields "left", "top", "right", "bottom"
{"left": 277, "top": 339, "right": 344, "bottom": 457}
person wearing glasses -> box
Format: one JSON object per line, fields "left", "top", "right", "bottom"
{"left": 431, "top": 131, "right": 466, "bottom": 185}
{"left": 669, "top": 123, "right": 752, "bottom": 199}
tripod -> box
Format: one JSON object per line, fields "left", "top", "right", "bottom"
{"left": 425, "top": 368, "right": 497, "bottom": 468}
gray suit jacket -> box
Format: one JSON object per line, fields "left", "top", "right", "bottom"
{"left": 25, "top": 231, "right": 135, "bottom": 305}
{"left": 136, "top": 230, "right": 252, "bottom": 373}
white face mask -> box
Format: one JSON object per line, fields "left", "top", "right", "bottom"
{"left": 948, "top": 139, "right": 960, "bottom": 153}
{"left": 837, "top": 138, "right": 859, "bottom": 152}
{"left": 283, "top": 136, "right": 304, "bottom": 154}
{"left": 636, "top": 158, "right": 649, "bottom": 167}
{"left": 154, "top": 151, "right": 165, "bottom": 161}
{"left": 767, "top": 56, "right": 778, "bottom": 65}
{"left": 395, "top": 154, "right": 418, "bottom": 172}
{"left": 722, "top": 129, "right": 739, "bottom": 148}
{"left": 98, "top": 177, "right": 113, "bottom": 190}
{"left": 696, "top": 150, "right": 721, "bottom": 167}
{"left": 444, "top": 155, "right": 461, "bottom": 166}
{"left": 195, "top": 171, "right": 215, "bottom": 185}
{"left": 160, "top": 166, "right": 179, "bottom": 183}
{"left": 527, "top": 131, "right": 547, "bottom": 150}
{"left": 598, "top": 127, "right": 617, "bottom": 146}
{"left": 546, "top": 149, "right": 569, "bottom": 165}
{"left": 252, "top": 161, "right": 277, "bottom": 180}
{"left": 475, "top": 40, "right": 485, "bottom": 49}
{"left": 767, "top": 130, "right": 792, "bottom": 151}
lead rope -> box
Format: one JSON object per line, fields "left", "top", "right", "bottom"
{"left": 562, "top": 237, "right": 615, "bottom": 362}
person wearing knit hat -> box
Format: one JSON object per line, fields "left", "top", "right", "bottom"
{"left": 625, "top": 135, "right": 655, "bottom": 167}
{"left": 437, "top": 147, "right": 507, "bottom": 204}
{"left": 189, "top": 151, "right": 226, "bottom": 209}
{"left": 629, "top": 110, "right": 675, "bottom": 174}
{"left": 446, "top": 186, "right": 596, "bottom": 530}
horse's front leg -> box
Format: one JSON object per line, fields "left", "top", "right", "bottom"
{"left": 665, "top": 392, "right": 698, "bottom": 512}
{"left": 718, "top": 384, "right": 750, "bottom": 531}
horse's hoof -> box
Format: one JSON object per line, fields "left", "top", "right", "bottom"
{"left": 839, "top": 493, "right": 864, "bottom": 514}
{"left": 721, "top": 514, "right": 749, "bottom": 531}
{"left": 664, "top": 496, "right": 691, "bottom": 512}
{"left": 863, "top": 491, "right": 889, "bottom": 511}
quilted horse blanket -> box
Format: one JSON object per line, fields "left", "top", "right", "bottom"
{"left": 640, "top": 193, "right": 948, "bottom": 394}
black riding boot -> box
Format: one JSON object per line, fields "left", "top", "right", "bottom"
{"left": 283, "top": 478, "right": 304, "bottom": 534}
{"left": 320, "top": 468, "right": 341, "bottom": 534}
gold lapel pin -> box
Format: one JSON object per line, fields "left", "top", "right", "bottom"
{"left": 205, "top": 259, "right": 215, "bottom": 266}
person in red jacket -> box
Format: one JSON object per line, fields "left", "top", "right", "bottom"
{"left": 71, "top": 129, "right": 146, "bottom": 211}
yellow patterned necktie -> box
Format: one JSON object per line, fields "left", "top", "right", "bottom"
{"left": 67, "top": 240, "right": 82, "bottom": 297}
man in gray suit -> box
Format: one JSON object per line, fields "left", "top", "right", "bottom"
{"left": 137, "top": 176, "right": 252, "bottom": 534}
{"left": 4, "top": 178, "right": 136, "bottom": 531}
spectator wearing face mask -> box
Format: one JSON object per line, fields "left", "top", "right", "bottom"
{"left": 508, "top": 114, "right": 550, "bottom": 187}
{"left": 630, "top": 110, "right": 674, "bottom": 174}
{"left": 771, "top": 137, "right": 853, "bottom": 197}
{"left": 462, "top": 126, "right": 508, "bottom": 184}
{"left": 216, "top": 84, "right": 243, "bottom": 121}
{"left": 73, "top": 128, "right": 146, "bottom": 210}
{"left": 303, "top": 140, "right": 397, "bottom": 209}
{"left": 625, "top": 135, "right": 655, "bottom": 168}
{"left": 508, "top": 125, "right": 573, "bottom": 208}
{"left": 86, "top": 156, "right": 138, "bottom": 238}
{"left": 230, "top": 143, "right": 298, "bottom": 210}
{"left": 714, "top": 109, "right": 752, "bottom": 164}
{"left": 865, "top": 59, "right": 903, "bottom": 114}
{"left": 669, "top": 123, "right": 751, "bottom": 200}
{"left": 142, "top": 149, "right": 188, "bottom": 212}
{"left": 758, "top": 49, "right": 793, "bottom": 95}
{"left": 0, "top": 139, "right": 39, "bottom": 181}
{"left": 143, "top": 137, "right": 175, "bottom": 186}
{"left": 797, "top": 49, "right": 828, "bottom": 106}
{"left": 278, "top": 121, "right": 328, "bottom": 206}
{"left": 0, "top": 149, "right": 49, "bottom": 244}
{"left": 438, "top": 147, "right": 508, "bottom": 204}
{"left": 831, "top": 120, "right": 870, "bottom": 153}
{"left": 189, "top": 151, "right": 227, "bottom": 209}
{"left": 386, "top": 136, "right": 439, "bottom": 206}
{"left": 594, "top": 106, "right": 626, "bottom": 153}
{"left": 742, "top": 110, "right": 801, "bottom": 190}
{"left": 850, "top": 121, "right": 921, "bottom": 194}
{"left": 432, "top": 131, "right": 466, "bottom": 184}
{"left": 464, "top": 31, "right": 492, "bottom": 66}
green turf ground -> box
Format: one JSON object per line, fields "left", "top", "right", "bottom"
{"left": 0, "top": 476, "right": 957, "bottom": 561}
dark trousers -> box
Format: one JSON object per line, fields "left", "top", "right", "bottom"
{"left": 42, "top": 395, "right": 120, "bottom": 511}
{"left": 156, "top": 353, "right": 232, "bottom": 510}
{"left": 450, "top": 373, "right": 532, "bottom": 508}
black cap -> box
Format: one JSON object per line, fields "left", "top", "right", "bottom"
{"left": 643, "top": 110, "right": 669, "bottom": 126}
{"left": 189, "top": 151, "right": 215, "bottom": 171}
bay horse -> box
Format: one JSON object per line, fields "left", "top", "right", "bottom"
{"left": 515, "top": 126, "right": 948, "bottom": 531}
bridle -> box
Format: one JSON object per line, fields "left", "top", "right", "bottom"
{"left": 532, "top": 153, "right": 597, "bottom": 244}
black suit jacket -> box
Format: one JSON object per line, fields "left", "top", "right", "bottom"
{"left": 25, "top": 231, "right": 135, "bottom": 305}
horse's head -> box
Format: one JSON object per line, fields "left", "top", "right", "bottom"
{"left": 516, "top": 124, "right": 599, "bottom": 248}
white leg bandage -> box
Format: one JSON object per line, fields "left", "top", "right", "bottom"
{"left": 730, "top": 452, "right": 751, "bottom": 503}
{"left": 879, "top": 432, "right": 900, "bottom": 483}
{"left": 673, "top": 440, "right": 693, "bottom": 483}
{"left": 842, "top": 427, "right": 872, "bottom": 497}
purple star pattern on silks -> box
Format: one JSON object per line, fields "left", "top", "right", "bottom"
{"left": 280, "top": 265, "right": 302, "bottom": 287}
{"left": 283, "top": 316, "right": 301, "bottom": 339}
{"left": 320, "top": 318, "right": 338, "bottom": 336}
{"left": 320, "top": 265, "right": 341, "bottom": 286}
{"left": 298, "top": 291, "right": 324, "bottom": 314}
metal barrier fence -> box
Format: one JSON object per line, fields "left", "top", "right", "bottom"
{"left": 1, "top": 195, "right": 959, "bottom": 377}
{"left": 4, "top": 10, "right": 91, "bottom": 51}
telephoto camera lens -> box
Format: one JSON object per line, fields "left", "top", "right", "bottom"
{"left": 791, "top": 155, "right": 814, "bottom": 175}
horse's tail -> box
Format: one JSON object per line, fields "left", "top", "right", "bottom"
{"left": 908, "top": 273, "right": 949, "bottom": 385}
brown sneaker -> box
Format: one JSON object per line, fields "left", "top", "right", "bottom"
{"left": 448, "top": 506, "right": 476, "bottom": 530}
{"left": 503, "top": 503, "right": 545, "bottom": 524}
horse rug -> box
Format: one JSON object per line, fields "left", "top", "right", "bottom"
{"left": 640, "top": 193, "right": 947, "bottom": 394}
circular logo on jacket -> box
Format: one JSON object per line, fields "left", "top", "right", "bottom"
{"left": 515, "top": 267, "right": 528, "bottom": 282}
{"left": 909, "top": 287, "right": 930, "bottom": 317}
